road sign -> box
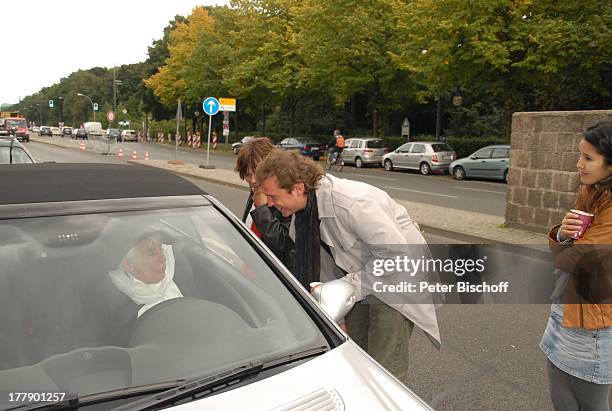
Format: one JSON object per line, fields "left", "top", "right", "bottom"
{"left": 93, "top": 103, "right": 98, "bottom": 111}
{"left": 49, "top": 100, "right": 54, "bottom": 108}
{"left": 203, "top": 97, "right": 220, "bottom": 116}
{"left": 219, "top": 97, "right": 236, "bottom": 112}
{"left": 107, "top": 111, "right": 115, "bottom": 122}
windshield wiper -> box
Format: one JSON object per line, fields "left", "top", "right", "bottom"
{"left": 260, "top": 346, "right": 328, "bottom": 370}
{"left": 112, "top": 361, "right": 264, "bottom": 411}
{"left": 4, "top": 380, "right": 187, "bottom": 411}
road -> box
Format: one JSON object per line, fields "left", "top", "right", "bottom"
{"left": 30, "top": 137, "right": 507, "bottom": 217}
{"left": 27, "top": 141, "right": 554, "bottom": 410}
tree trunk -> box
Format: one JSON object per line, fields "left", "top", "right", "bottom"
{"left": 290, "top": 98, "right": 296, "bottom": 138}
{"left": 372, "top": 108, "right": 379, "bottom": 137}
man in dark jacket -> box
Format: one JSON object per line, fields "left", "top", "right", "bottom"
{"left": 235, "top": 138, "right": 295, "bottom": 270}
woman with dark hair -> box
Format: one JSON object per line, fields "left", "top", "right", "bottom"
{"left": 235, "top": 138, "right": 295, "bottom": 270}
{"left": 541, "top": 121, "right": 612, "bottom": 410}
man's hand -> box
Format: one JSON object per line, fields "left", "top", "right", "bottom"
{"left": 252, "top": 186, "right": 267, "bottom": 208}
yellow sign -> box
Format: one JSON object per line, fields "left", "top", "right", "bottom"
{"left": 219, "top": 98, "right": 236, "bottom": 112}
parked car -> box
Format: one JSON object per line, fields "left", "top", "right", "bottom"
{"left": 342, "top": 137, "right": 388, "bottom": 168}
{"left": 0, "top": 137, "right": 35, "bottom": 164}
{"left": 121, "top": 129, "right": 138, "bottom": 142}
{"left": 50, "top": 127, "right": 62, "bottom": 136}
{"left": 382, "top": 141, "right": 456, "bottom": 175}
{"left": 39, "top": 126, "right": 52, "bottom": 137}
{"left": 277, "top": 137, "right": 324, "bottom": 161}
{"left": 106, "top": 128, "right": 122, "bottom": 142}
{"left": 232, "top": 135, "right": 256, "bottom": 155}
{"left": 0, "top": 164, "right": 432, "bottom": 411}
{"left": 450, "top": 144, "right": 511, "bottom": 182}
{"left": 62, "top": 127, "right": 72, "bottom": 137}
{"left": 74, "top": 128, "right": 88, "bottom": 140}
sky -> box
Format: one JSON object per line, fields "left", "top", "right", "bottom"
{"left": 0, "top": 0, "right": 226, "bottom": 105}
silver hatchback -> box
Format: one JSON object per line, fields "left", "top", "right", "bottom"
{"left": 341, "top": 138, "right": 388, "bottom": 168}
{"left": 382, "top": 141, "right": 456, "bottom": 175}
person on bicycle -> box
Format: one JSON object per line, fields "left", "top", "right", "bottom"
{"left": 327, "top": 133, "right": 345, "bottom": 163}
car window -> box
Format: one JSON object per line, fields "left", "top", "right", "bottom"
{"left": 398, "top": 143, "right": 412, "bottom": 152}
{"left": 279, "top": 138, "right": 289, "bottom": 145}
{"left": 366, "top": 139, "right": 386, "bottom": 149}
{"left": 298, "top": 138, "right": 317, "bottom": 145}
{"left": 411, "top": 144, "right": 425, "bottom": 154}
{"left": 0, "top": 147, "right": 34, "bottom": 164}
{"left": 473, "top": 148, "right": 493, "bottom": 159}
{"left": 491, "top": 147, "right": 509, "bottom": 158}
{"left": 5, "top": 119, "right": 27, "bottom": 128}
{"left": 0, "top": 206, "right": 327, "bottom": 396}
{"left": 431, "top": 143, "right": 453, "bottom": 152}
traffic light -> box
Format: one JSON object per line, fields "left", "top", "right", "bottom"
{"left": 93, "top": 103, "right": 98, "bottom": 111}
{"left": 49, "top": 99, "right": 54, "bottom": 108}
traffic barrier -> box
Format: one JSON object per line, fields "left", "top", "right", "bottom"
{"left": 195, "top": 132, "right": 201, "bottom": 148}
{"left": 187, "top": 131, "right": 192, "bottom": 147}
{"left": 177, "top": 131, "right": 182, "bottom": 146}
{"left": 118, "top": 148, "right": 124, "bottom": 158}
{"left": 212, "top": 131, "right": 217, "bottom": 150}
{"left": 144, "top": 152, "right": 150, "bottom": 160}
{"left": 79, "top": 142, "right": 85, "bottom": 150}
{"left": 131, "top": 150, "right": 137, "bottom": 160}
{"left": 167, "top": 132, "right": 172, "bottom": 143}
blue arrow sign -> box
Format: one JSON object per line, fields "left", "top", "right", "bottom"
{"left": 203, "top": 97, "right": 220, "bottom": 116}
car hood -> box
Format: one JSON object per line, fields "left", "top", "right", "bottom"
{"left": 171, "top": 341, "right": 431, "bottom": 410}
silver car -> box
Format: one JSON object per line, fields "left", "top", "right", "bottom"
{"left": 382, "top": 141, "right": 456, "bottom": 175}
{"left": 342, "top": 137, "right": 388, "bottom": 168}
{"left": 450, "top": 144, "right": 510, "bottom": 182}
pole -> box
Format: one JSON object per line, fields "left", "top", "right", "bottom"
{"left": 206, "top": 115, "right": 212, "bottom": 166}
{"left": 175, "top": 99, "right": 180, "bottom": 162}
{"left": 113, "top": 67, "right": 117, "bottom": 113}
{"left": 435, "top": 97, "right": 441, "bottom": 141}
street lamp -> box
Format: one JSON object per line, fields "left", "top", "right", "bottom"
{"left": 77, "top": 93, "right": 96, "bottom": 122}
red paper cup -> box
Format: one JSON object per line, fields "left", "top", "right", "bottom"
{"left": 570, "top": 209, "right": 594, "bottom": 239}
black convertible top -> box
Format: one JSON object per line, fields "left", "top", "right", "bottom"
{"left": 0, "top": 163, "right": 206, "bottom": 205}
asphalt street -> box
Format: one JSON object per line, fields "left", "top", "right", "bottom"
{"left": 27, "top": 141, "right": 556, "bottom": 410}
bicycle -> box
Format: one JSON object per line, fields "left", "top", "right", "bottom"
{"left": 326, "top": 150, "right": 344, "bottom": 172}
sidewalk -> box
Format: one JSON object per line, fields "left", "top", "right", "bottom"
{"left": 31, "top": 134, "right": 549, "bottom": 247}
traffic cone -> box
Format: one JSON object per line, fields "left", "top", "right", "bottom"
{"left": 144, "top": 152, "right": 150, "bottom": 160}
{"left": 118, "top": 148, "right": 124, "bottom": 158}
{"left": 79, "top": 142, "right": 85, "bottom": 150}
{"left": 131, "top": 150, "right": 137, "bottom": 160}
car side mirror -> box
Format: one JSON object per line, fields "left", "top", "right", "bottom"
{"left": 310, "top": 280, "right": 357, "bottom": 324}
{"left": 470, "top": 156, "right": 478, "bottom": 160}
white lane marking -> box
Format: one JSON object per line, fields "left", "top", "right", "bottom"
{"left": 344, "top": 172, "right": 397, "bottom": 181}
{"left": 453, "top": 186, "right": 507, "bottom": 195}
{"left": 383, "top": 186, "right": 458, "bottom": 198}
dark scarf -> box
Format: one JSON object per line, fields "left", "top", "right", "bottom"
{"left": 294, "top": 191, "right": 321, "bottom": 288}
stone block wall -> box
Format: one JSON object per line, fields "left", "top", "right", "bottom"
{"left": 505, "top": 110, "right": 612, "bottom": 232}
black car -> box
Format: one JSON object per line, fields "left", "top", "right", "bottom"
{"left": 0, "top": 137, "right": 35, "bottom": 164}
{"left": 62, "top": 127, "right": 73, "bottom": 137}
{"left": 277, "top": 137, "right": 325, "bottom": 161}
{"left": 39, "top": 126, "right": 52, "bottom": 137}
{"left": 74, "top": 128, "right": 88, "bottom": 140}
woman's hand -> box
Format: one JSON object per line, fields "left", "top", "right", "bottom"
{"left": 559, "top": 211, "right": 583, "bottom": 240}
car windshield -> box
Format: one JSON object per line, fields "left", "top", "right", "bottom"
{"left": 5, "top": 119, "right": 26, "bottom": 128}
{"left": 0, "top": 146, "right": 33, "bottom": 164}
{"left": 366, "top": 139, "right": 386, "bottom": 148}
{"left": 431, "top": 143, "right": 454, "bottom": 152}
{"left": 0, "top": 205, "right": 326, "bottom": 402}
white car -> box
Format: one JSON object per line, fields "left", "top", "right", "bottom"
{"left": 121, "top": 129, "right": 138, "bottom": 142}
{"left": 50, "top": 127, "right": 61, "bottom": 136}
{"left": 0, "top": 164, "right": 432, "bottom": 411}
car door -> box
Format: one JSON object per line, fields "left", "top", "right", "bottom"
{"left": 341, "top": 139, "right": 355, "bottom": 163}
{"left": 392, "top": 143, "right": 412, "bottom": 167}
{"left": 466, "top": 147, "right": 493, "bottom": 178}
{"left": 490, "top": 147, "right": 510, "bottom": 179}
{"left": 407, "top": 143, "right": 426, "bottom": 169}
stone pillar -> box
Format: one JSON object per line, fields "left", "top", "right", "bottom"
{"left": 505, "top": 110, "right": 612, "bottom": 232}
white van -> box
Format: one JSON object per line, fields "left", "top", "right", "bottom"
{"left": 83, "top": 122, "right": 102, "bottom": 136}
{"left": 121, "top": 129, "right": 137, "bottom": 142}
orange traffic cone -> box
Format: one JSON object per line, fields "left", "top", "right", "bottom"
{"left": 131, "top": 150, "right": 138, "bottom": 160}
{"left": 79, "top": 142, "right": 85, "bottom": 150}
{"left": 118, "top": 148, "right": 124, "bottom": 158}
{"left": 144, "top": 152, "right": 150, "bottom": 160}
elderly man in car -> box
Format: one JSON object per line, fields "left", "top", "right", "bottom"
{"left": 109, "top": 234, "right": 183, "bottom": 318}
